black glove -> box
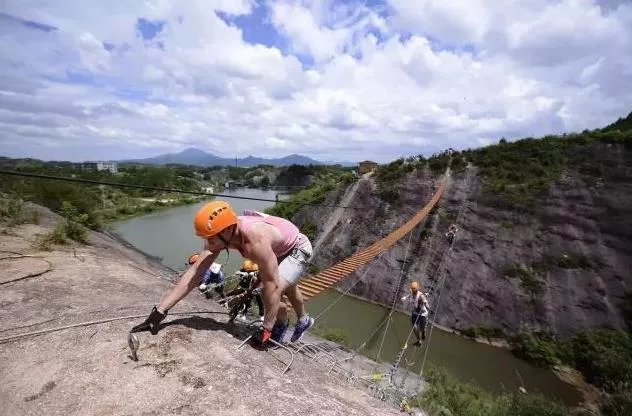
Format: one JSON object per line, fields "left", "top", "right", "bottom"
{"left": 131, "top": 306, "right": 167, "bottom": 335}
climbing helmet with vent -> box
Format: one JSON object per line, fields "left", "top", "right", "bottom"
{"left": 194, "top": 201, "right": 238, "bottom": 238}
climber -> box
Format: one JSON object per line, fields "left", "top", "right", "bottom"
{"left": 131, "top": 201, "right": 314, "bottom": 349}
{"left": 445, "top": 223, "right": 458, "bottom": 245}
{"left": 188, "top": 254, "right": 225, "bottom": 300}
{"left": 401, "top": 281, "right": 430, "bottom": 346}
{"left": 223, "top": 259, "right": 264, "bottom": 319}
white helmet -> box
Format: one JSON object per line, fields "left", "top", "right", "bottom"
{"left": 210, "top": 262, "right": 221, "bottom": 274}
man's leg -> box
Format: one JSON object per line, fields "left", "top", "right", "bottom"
{"left": 284, "top": 283, "right": 306, "bottom": 319}
{"left": 412, "top": 314, "right": 421, "bottom": 345}
{"left": 420, "top": 316, "right": 427, "bottom": 340}
{"left": 255, "top": 294, "right": 264, "bottom": 317}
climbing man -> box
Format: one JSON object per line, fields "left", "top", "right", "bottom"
{"left": 189, "top": 254, "right": 225, "bottom": 300}
{"left": 223, "top": 259, "right": 265, "bottom": 319}
{"left": 131, "top": 200, "right": 314, "bottom": 348}
{"left": 401, "top": 281, "right": 430, "bottom": 346}
{"left": 445, "top": 223, "right": 458, "bottom": 245}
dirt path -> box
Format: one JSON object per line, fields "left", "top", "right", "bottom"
{"left": 313, "top": 176, "right": 365, "bottom": 254}
{"left": 0, "top": 206, "right": 406, "bottom": 416}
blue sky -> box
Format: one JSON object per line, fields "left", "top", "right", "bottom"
{"left": 0, "top": 0, "right": 631, "bottom": 163}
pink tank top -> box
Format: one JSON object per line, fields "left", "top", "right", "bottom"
{"left": 238, "top": 214, "right": 299, "bottom": 258}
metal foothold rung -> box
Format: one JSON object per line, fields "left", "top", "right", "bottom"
{"left": 128, "top": 332, "right": 139, "bottom": 361}
{"left": 236, "top": 336, "right": 295, "bottom": 375}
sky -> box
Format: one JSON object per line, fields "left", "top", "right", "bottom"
{"left": 0, "top": 0, "right": 631, "bottom": 164}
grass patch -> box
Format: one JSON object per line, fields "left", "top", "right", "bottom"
{"left": 461, "top": 326, "right": 505, "bottom": 341}
{"left": 313, "top": 327, "right": 350, "bottom": 348}
{"left": 0, "top": 195, "right": 40, "bottom": 226}
{"left": 300, "top": 220, "right": 318, "bottom": 242}
{"left": 510, "top": 330, "right": 632, "bottom": 394}
{"left": 503, "top": 262, "right": 544, "bottom": 296}
{"left": 409, "top": 366, "right": 570, "bottom": 416}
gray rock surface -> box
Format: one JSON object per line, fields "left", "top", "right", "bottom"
{"left": 0, "top": 206, "right": 406, "bottom": 416}
{"left": 296, "top": 143, "right": 632, "bottom": 337}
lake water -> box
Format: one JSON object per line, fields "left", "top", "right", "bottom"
{"left": 112, "top": 187, "right": 583, "bottom": 405}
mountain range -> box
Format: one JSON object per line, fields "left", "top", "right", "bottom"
{"left": 120, "top": 148, "right": 356, "bottom": 167}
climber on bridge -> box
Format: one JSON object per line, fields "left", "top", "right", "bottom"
{"left": 445, "top": 223, "right": 458, "bottom": 245}
{"left": 132, "top": 201, "right": 314, "bottom": 348}
{"left": 401, "top": 281, "right": 430, "bottom": 346}
{"left": 189, "top": 254, "right": 226, "bottom": 300}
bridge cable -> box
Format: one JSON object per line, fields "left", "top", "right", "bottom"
{"left": 0, "top": 170, "right": 355, "bottom": 209}
{"left": 418, "top": 172, "right": 471, "bottom": 380}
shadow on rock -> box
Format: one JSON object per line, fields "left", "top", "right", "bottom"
{"left": 161, "top": 316, "right": 253, "bottom": 340}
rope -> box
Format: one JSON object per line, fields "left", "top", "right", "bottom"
{"left": 0, "top": 310, "right": 230, "bottom": 344}
{"left": 0, "top": 255, "right": 53, "bottom": 285}
{"left": 419, "top": 172, "right": 470, "bottom": 378}
{"left": 0, "top": 170, "right": 354, "bottom": 209}
{"left": 313, "top": 252, "right": 386, "bottom": 322}
{"left": 375, "top": 230, "right": 415, "bottom": 364}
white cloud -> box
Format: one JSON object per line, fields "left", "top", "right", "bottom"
{"left": 0, "top": 0, "right": 631, "bottom": 163}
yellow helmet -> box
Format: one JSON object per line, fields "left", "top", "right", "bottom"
{"left": 242, "top": 259, "right": 259, "bottom": 272}
{"left": 410, "top": 281, "right": 419, "bottom": 290}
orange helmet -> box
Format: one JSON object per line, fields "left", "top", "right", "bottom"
{"left": 194, "top": 200, "right": 238, "bottom": 238}
{"left": 242, "top": 259, "right": 259, "bottom": 272}
{"left": 410, "top": 281, "right": 419, "bottom": 290}
{"left": 187, "top": 253, "right": 199, "bottom": 265}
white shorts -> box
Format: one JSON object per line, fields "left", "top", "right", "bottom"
{"left": 278, "top": 233, "right": 313, "bottom": 286}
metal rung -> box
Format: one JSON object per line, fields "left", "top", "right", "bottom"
{"left": 237, "top": 335, "right": 295, "bottom": 374}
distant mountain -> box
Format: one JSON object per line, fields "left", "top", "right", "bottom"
{"left": 120, "top": 148, "right": 350, "bottom": 167}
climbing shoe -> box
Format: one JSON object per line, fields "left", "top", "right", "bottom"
{"left": 413, "top": 341, "right": 422, "bottom": 347}
{"left": 271, "top": 321, "right": 289, "bottom": 343}
{"left": 290, "top": 316, "right": 314, "bottom": 343}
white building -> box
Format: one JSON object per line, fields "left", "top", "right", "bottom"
{"left": 96, "top": 161, "right": 118, "bottom": 174}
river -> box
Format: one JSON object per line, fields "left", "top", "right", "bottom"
{"left": 112, "top": 187, "right": 582, "bottom": 406}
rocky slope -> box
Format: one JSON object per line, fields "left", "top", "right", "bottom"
{"left": 295, "top": 141, "right": 632, "bottom": 338}
{"left": 0, "top": 205, "right": 407, "bottom": 416}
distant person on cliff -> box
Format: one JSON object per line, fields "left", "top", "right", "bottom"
{"left": 401, "top": 281, "right": 430, "bottom": 346}
{"left": 445, "top": 224, "right": 458, "bottom": 245}
{"left": 132, "top": 201, "right": 314, "bottom": 347}
{"left": 187, "top": 254, "right": 226, "bottom": 300}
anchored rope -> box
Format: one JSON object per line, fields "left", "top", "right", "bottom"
{"left": 419, "top": 173, "right": 471, "bottom": 378}
{"left": 0, "top": 254, "right": 53, "bottom": 285}
{"left": 0, "top": 310, "right": 230, "bottom": 344}
{"left": 313, "top": 252, "right": 386, "bottom": 322}
{"left": 375, "top": 230, "right": 415, "bottom": 364}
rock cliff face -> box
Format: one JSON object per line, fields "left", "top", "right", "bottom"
{"left": 294, "top": 142, "right": 632, "bottom": 337}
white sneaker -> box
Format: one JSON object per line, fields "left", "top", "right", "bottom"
{"left": 199, "top": 284, "right": 207, "bottom": 291}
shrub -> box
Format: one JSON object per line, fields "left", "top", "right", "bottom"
{"left": 568, "top": 331, "right": 632, "bottom": 392}
{"left": 510, "top": 332, "right": 564, "bottom": 367}
{"left": 300, "top": 220, "right": 318, "bottom": 242}
{"left": 504, "top": 262, "right": 544, "bottom": 296}
{"left": 315, "top": 327, "right": 350, "bottom": 347}
{"left": 37, "top": 221, "right": 69, "bottom": 250}
{"left": 0, "top": 195, "right": 40, "bottom": 226}
{"left": 411, "top": 366, "right": 569, "bottom": 416}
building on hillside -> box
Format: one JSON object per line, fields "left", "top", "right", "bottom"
{"left": 81, "top": 162, "right": 98, "bottom": 171}
{"left": 96, "top": 161, "right": 118, "bottom": 174}
{"left": 358, "top": 160, "right": 378, "bottom": 174}
{"left": 81, "top": 161, "right": 118, "bottom": 173}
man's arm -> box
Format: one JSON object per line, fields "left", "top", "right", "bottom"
{"left": 157, "top": 249, "right": 217, "bottom": 313}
